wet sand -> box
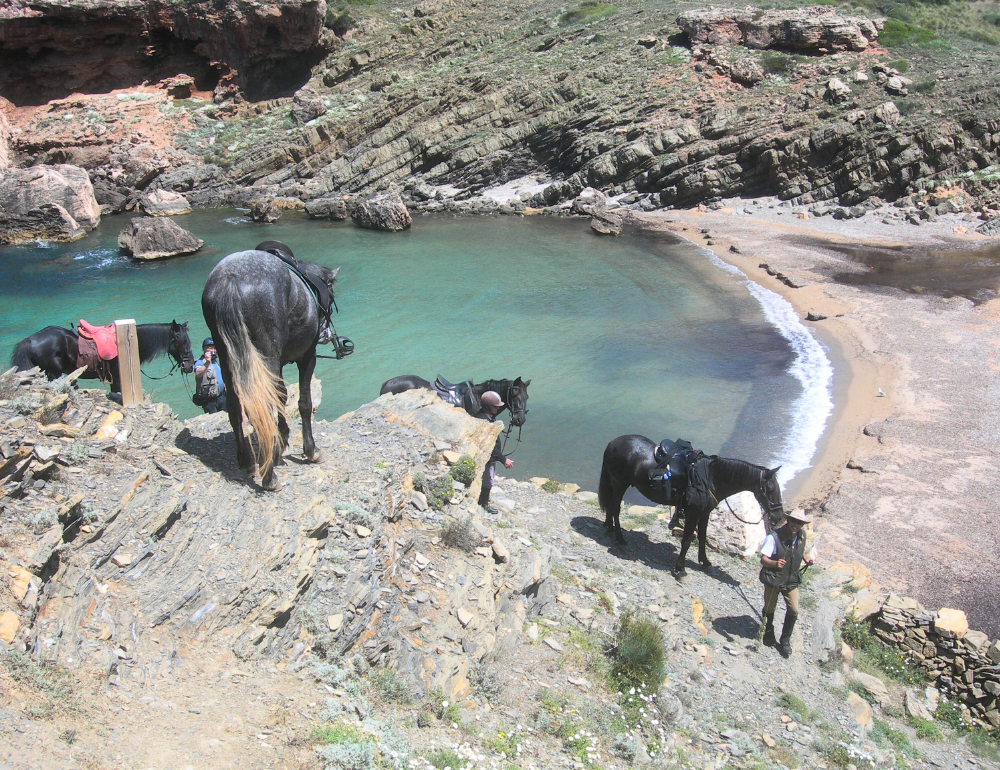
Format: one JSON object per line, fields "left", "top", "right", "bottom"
{"left": 628, "top": 203, "right": 1000, "bottom": 638}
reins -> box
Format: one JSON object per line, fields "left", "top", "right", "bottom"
{"left": 498, "top": 381, "right": 525, "bottom": 456}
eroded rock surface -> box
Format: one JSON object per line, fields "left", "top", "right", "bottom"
{"left": 117, "top": 215, "right": 203, "bottom": 259}
{"left": 0, "top": 164, "right": 100, "bottom": 243}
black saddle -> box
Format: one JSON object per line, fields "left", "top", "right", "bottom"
{"left": 432, "top": 375, "right": 479, "bottom": 415}
{"left": 648, "top": 438, "right": 701, "bottom": 506}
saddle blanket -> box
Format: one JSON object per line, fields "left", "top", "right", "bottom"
{"left": 76, "top": 336, "right": 113, "bottom": 383}
{"left": 78, "top": 320, "right": 118, "bottom": 360}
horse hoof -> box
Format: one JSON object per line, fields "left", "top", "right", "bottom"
{"left": 672, "top": 567, "right": 686, "bottom": 580}
{"left": 306, "top": 451, "right": 322, "bottom": 464}
{"left": 262, "top": 476, "right": 281, "bottom": 492}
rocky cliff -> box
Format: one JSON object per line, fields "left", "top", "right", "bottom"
{"left": 1, "top": 0, "right": 998, "bottom": 226}
{"left": 3, "top": 368, "right": 999, "bottom": 768}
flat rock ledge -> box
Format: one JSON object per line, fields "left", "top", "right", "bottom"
{"left": 677, "top": 7, "right": 882, "bottom": 53}
{"left": 117, "top": 216, "right": 204, "bottom": 260}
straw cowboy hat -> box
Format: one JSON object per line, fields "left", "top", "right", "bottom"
{"left": 784, "top": 508, "right": 812, "bottom": 524}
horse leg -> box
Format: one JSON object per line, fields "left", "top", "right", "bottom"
{"left": 276, "top": 377, "right": 289, "bottom": 462}
{"left": 672, "top": 510, "right": 698, "bottom": 578}
{"left": 297, "top": 352, "right": 321, "bottom": 463}
{"left": 697, "top": 511, "right": 713, "bottom": 571}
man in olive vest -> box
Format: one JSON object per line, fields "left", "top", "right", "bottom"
{"left": 759, "top": 508, "right": 814, "bottom": 658}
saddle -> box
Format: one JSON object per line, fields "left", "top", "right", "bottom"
{"left": 77, "top": 320, "right": 117, "bottom": 360}
{"left": 648, "top": 438, "right": 706, "bottom": 507}
{"left": 431, "top": 375, "right": 479, "bottom": 416}
{"left": 262, "top": 250, "right": 336, "bottom": 335}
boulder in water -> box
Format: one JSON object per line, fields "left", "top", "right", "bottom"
{"left": 351, "top": 191, "right": 412, "bottom": 232}
{"left": 140, "top": 189, "right": 192, "bottom": 216}
{"left": 0, "top": 164, "right": 101, "bottom": 244}
{"left": 572, "top": 187, "right": 608, "bottom": 217}
{"left": 250, "top": 199, "right": 282, "bottom": 222}
{"left": 118, "top": 216, "right": 203, "bottom": 260}
{"left": 305, "top": 197, "right": 348, "bottom": 220}
{"left": 591, "top": 212, "right": 623, "bottom": 236}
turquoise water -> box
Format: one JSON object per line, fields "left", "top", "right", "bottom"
{"left": 0, "top": 210, "right": 830, "bottom": 491}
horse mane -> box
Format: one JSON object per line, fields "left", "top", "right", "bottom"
{"left": 135, "top": 323, "right": 173, "bottom": 363}
{"left": 478, "top": 378, "right": 513, "bottom": 395}
{"left": 710, "top": 456, "right": 765, "bottom": 487}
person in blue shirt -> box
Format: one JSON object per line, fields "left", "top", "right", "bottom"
{"left": 193, "top": 338, "right": 227, "bottom": 413}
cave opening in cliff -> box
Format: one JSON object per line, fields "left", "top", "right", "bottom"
{"left": 0, "top": 23, "right": 219, "bottom": 107}
{"left": 242, "top": 46, "right": 329, "bottom": 102}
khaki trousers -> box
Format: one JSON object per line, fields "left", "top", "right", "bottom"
{"left": 763, "top": 584, "right": 799, "bottom": 618}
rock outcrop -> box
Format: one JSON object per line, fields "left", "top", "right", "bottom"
{"left": 117, "top": 216, "right": 204, "bottom": 260}
{"left": 677, "top": 7, "right": 882, "bottom": 52}
{"left": 0, "top": 164, "right": 100, "bottom": 244}
{"left": 139, "top": 189, "right": 191, "bottom": 217}
{"left": 350, "top": 191, "right": 412, "bottom": 232}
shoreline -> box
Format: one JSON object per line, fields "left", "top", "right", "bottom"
{"left": 625, "top": 202, "right": 1000, "bottom": 636}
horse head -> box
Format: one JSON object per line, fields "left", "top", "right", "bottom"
{"left": 506, "top": 377, "right": 530, "bottom": 427}
{"left": 169, "top": 321, "right": 195, "bottom": 374}
{"left": 755, "top": 466, "right": 784, "bottom": 527}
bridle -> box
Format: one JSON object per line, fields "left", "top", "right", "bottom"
{"left": 141, "top": 332, "right": 194, "bottom": 381}
{"left": 721, "top": 468, "right": 783, "bottom": 527}
{"left": 499, "top": 381, "right": 528, "bottom": 456}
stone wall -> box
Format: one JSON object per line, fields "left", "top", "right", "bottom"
{"left": 869, "top": 594, "right": 1000, "bottom": 727}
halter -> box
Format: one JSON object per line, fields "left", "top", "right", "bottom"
{"left": 498, "top": 381, "right": 527, "bottom": 457}
{"left": 720, "top": 468, "right": 783, "bottom": 526}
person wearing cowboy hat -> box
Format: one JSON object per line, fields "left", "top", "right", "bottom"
{"left": 759, "top": 508, "right": 814, "bottom": 658}
{"left": 475, "top": 390, "right": 514, "bottom": 514}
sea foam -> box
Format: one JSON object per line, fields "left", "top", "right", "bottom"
{"left": 700, "top": 248, "right": 834, "bottom": 489}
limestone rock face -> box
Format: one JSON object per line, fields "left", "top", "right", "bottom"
{"left": 677, "top": 8, "right": 881, "bottom": 53}
{"left": 305, "top": 197, "right": 348, "bottom": 220}
{"left": 350, "top": 191, "right": 412, "bottom": 232}
{"left": 0, "top": 164, "right": 101, "bottom": 244}
{"left": 291, "top": 86, "right": 327, "bottom": 124}
{"left": 140, "top": 189, "right": 191, "bottom": 216}
{"left": 117, "top": 216, "right": 204, "bottom": 260}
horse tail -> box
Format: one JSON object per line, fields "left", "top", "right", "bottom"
{"left": 10, "top": 337, "right": 34, "bottom": 371}
{"left": 598, "top": 457, "right": 614, "bottom": 515}
{"left": 213, "top": 301, "right": 284, "bottom": 476}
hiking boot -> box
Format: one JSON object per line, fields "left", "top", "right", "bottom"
{"left": 482, "top": 505, "right": 499, "bottom": 516}
{"left": 761, "top": 612, "right": 777, "bottom": 648}
{"left": 779, "top": 613, "right": 797, "bottom": 658}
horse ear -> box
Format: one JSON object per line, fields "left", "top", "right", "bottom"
{"left": 767, "top": 466, "right": 781, "bottom": 477}
{"left": 171, "top": 320, "right": 179, "bottom": 328}
{"left": 524, "top": 379, "right": 531, "bottom": 386}
{"left": 328, "top": 266, "right": 341, "bottom": 283}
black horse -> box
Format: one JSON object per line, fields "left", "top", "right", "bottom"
{"left": 598, "top": 434, "right": 784, "bottom": 577}
{"left": 202, "top": 246, "right": 343, "bottom": 491}
{"left": 379, "top": 375, "right": 530, "bottom": 427}
{"left": 10, "top": 322, "right": 195, "bottom": 393}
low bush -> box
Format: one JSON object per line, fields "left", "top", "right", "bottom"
{"left": 541, "top": 479, "right": 562, "bottom": 493}
{"left": 450, "top": 455, "right": 476, "bottom": 486}
{"left": 440, "top": 516, "right": 479, "bottom": 552}
{"left": 424, "top": 749, "right": 465, "bottom": 769}
{"left": 777, "top": 692, "right": 811, "bottom": 722}
{"left": 426, "top": 475, "right": 455, "bottom": 510}
{"left": 879, "top": 18, "right": 938, "bottom": 47}
{"left": 370, "top": 669, "right": 411, "bottom": 704}
{"left": 908, "top": 715, "right": 943, "bottom": 740}
{"left": 559, "top": 2, "right": 618, "bottom": 26}
{"left": 840, "top": 619, "right": 926, "bottom": 683}
{"left": 607, "top": 610, "right": 664, "bottom": 691}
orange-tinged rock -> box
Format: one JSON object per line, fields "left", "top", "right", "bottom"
{"left": 0, "top": 610, "right": 20, "bottom": 643}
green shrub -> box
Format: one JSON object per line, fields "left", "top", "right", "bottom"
{"left": 887, "top": 58, "right": 910, "bottom": 72}
{"left": 840, "top": 619, "right": 926, "bottom": 683}
{"left": 559, "top": 2, "right": 618, "bottom": 26}
{"left": 541, "top": 479, "right": 562, "bottom": 493}
{"left": 425, "top": 749, "right": 465, "bottom": 769}
{"left": 450, "top": 455, "right": 476, "bottom": 486}
{"left": 411, "top": 471, "right": 425, "bottom": 491}
{"left": 871, "top": 719, "right": 912, "bottom": 753}
{"left": 65, "top": 441, "right": 90, "bottom": 466}
{"left": 607, "top": 610, "right": 664, "bottom": 691}
{"left": 370, "top": 669, "right": 412, "bottom": 703}
{"left": 440, "top": 516, "right": 479, "bottom": 552}
{"left": 426, "top": 474, "right": 455, "bottom": 510}
{"left": 908, "top": 715, "right": 943, "bottom": 740}
{"left": 879, "top": 18, "right": 938, "bottom": 47}
{"left": 777, "top": 692, "right": 811, "bottom": 722}
{"left": 760, "top": 50, "right": 798, "bottom": 76}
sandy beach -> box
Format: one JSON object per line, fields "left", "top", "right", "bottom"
{"left": 629, "top": 203, "right": 1000, "bottom": 638}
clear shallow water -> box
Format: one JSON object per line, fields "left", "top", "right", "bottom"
{"left": 0, "top": 210, "right": 831, "bottom": 492}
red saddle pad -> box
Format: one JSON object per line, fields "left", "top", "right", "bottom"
{"left": 78, "top": 320, "right": 118, "bottom": 360}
